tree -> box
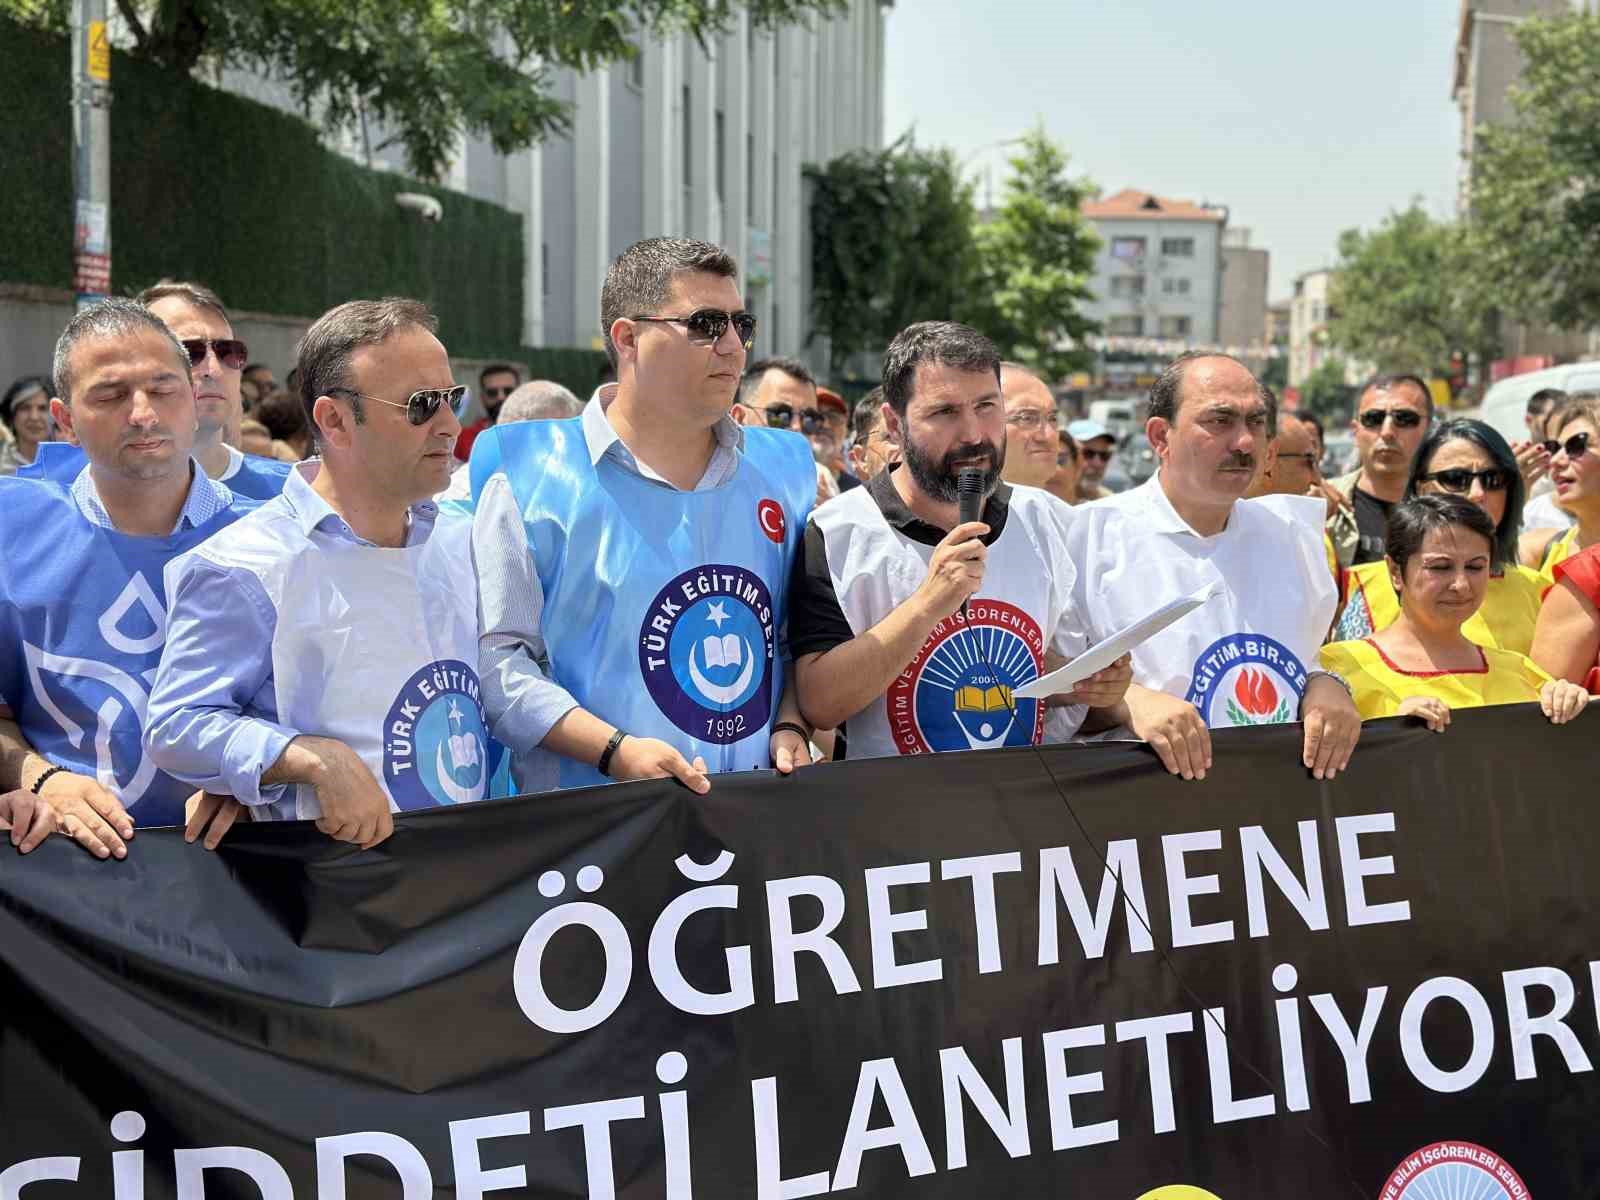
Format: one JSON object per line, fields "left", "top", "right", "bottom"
{"left": 2, "top": 0, "right": 844, "bottom": 181}
{"left": 1467, "top": 10, "right": 1600, "bottom": 331}
{"left": 1299, "top": 357, "right": 1355, "bottom": 424}
{"left": 1259, "top": 355, "right": 1288, "bottom": 392}
{"left": 805, "top": 135, "right": 980, "bottom": 375}
{"left": 960, "top": 126, "right": 1100, "bottom": 381}
{"left": 1325, "top": 204, "right": 1498, "bottom": 377}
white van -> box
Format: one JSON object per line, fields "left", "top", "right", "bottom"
{"left": 1480, "top": 362, "right": 1600, "bottom": 445}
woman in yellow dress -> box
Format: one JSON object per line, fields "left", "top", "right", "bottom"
{"left": 1321, "top": 494, "right": 1590, "bottom": 730}
{"left": 1520, "top": 394, "right": 1600, "bottom": 584}
{"left": 1332, "top": 419, "right": 1542, "bottom": 652}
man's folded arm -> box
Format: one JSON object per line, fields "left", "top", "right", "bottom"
{"left": 144, "top": 559, "right": 296, "bottom": 806}
{"left": 473, "top": 473, "right": 580, "bottom": 750}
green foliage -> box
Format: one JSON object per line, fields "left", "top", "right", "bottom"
{"left": 1326, "top": 204, "right": 1496, "bottom": 376}
{"left": 1, "top": 0, "right": 844, "bottom": 181}
{"left": 0, "top": 16, "right": 524, "bottom": 357}
{"left": 1259, "top": 355, "right": 1288, "bottom": 391}
{"left": 805, "top": 136, "right": 980, "bottom": 375}
{"left": 961, "top": 126, "right": 1100, "bottom": 382}
{"left": 1299, "top": 358, "right": 1355, "bottom": 424}
{"left": 517, "top": 346, "right": 612, "bottom": 397}
{"left": 1468, "top": 9, "right": 1600, "bottom": 331}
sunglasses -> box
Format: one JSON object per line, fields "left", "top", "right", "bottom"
{"left": 181, "top": 337, "right": 248, "bottom": 371}
{"left": 329, "top": 385, "right": 468, "bottom": 426}
{"left": 761, "top": 404, "right": 828, "bottom": 435}
{"left": 482, "top": 386, "right": 515, "bottom": 401}
{"left": 1544, "top": 432, "right": 1592, "bottom": 459}
{"left": 630, "top": 308, "right": 758, "bottom": 349}
{"left": 1080, "top": 447, "right": 1114, "bottom": 462}
{"left": 1358, "top": 407, "right": 1424, "bottom": 431}
{"left": 1418, "top": 467, "right": 1509, "bottom": 494}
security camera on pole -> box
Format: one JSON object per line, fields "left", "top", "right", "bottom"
{"left": 71, "top": 0, "right": 112, "bottom": 312}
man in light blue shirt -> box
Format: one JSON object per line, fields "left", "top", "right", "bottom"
{"left": 146, "top": 299, "right": 484, "bottom": 850}
{"left": 0, "top": 299, "right": 248, "bottom": 858}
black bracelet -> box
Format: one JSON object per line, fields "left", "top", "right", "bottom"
{"left": 597, "top": 730, "right": 628, "bottom": 778}
{"left": 771, "top": 721, "right": 813, "bottom": 743}
{"left": 30, "top": 765, "right": 67, "bottom": 795}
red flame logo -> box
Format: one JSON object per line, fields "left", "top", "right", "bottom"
{"left": 1234, "top": 668, "right": 1278, "bottom": 717}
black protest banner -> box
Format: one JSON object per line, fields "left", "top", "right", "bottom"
{"left": 1, "top": 704, "right": 1597, "bottom": 1200}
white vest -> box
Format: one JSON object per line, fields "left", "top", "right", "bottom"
{"left": 184, "top": 493, "right": 487, "bottom": 820}
{"left": 809, "top": 482, "right": 1086, "bottom": 759}
{"left": 1063, "top": 475, "right": 1335, "bottom": 729}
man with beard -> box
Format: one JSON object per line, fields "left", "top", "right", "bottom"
{"left": 453, "top": 362, "right": 522, "bottom": 462}
{"left": 1326, "top": 373, "right": 1432, "bottom": 568}
{"left": 788, "top": 321, "right": 1131, "bottom": 759}
{"left": 1061, "top": 352, "right": 1361, "bottom": 782}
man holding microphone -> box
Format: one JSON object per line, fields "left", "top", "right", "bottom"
{"left": 788, "top": 321, "right": 1129, "bottom": 758}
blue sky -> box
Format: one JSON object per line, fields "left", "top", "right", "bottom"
{"left": 882, "top": 0, "right": 1463, "bottom": 301}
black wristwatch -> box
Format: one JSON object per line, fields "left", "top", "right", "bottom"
{"left": 597, "top": 729, "right": 628, "bottom": 778}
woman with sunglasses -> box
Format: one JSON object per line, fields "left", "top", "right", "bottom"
{"left": 1321, "top": 495, "right": 1589, "bottom": 730}
{"left": 1331, "top": 419, "right": 1542, "bottom": 653}
{"left": 1520, "top": 394, "right": 1600, "bottom": 584}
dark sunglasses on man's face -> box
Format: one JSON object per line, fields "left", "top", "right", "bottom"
{"left": 1080, "top": 447, "right": 1114, "bottom": 462}
{"left": 762, "top": 404, "right": 827, "bottom": 435}
{"left": 1358, "top": 407, "right": 1424, "bottom": 431}
{"left": 181, "top": 337, "right": 248, "bottom": 371}
{"left": 330, "top": 385, "right": 469, "bottom": 426}
{"left": 482, "top": 386, "right": 515, "bottom": 401}
{"left": 630, "top": 308, "right": 758, "bottom": 349}
{"left": 1418, "top": 467, "right": 1510, "bottom": 494}
{"left": 1544, "top": 432, "right": 1592, "bottom": 459}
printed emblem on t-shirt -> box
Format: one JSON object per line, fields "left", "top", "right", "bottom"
{"left": 639, "top": 564, "right": 775, "bottom": 744}
{"left": 1184, "top": 632, "right": 1307, "bottom": 728}
{"left": 383, "top": 660, "right": 488, "bottom": 808}
{"left": 885, "top": 599, "right": 1046, "bottom": 754}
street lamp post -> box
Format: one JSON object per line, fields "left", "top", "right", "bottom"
{"left": 71, "top": 0, "right": 112, "bottom": 311}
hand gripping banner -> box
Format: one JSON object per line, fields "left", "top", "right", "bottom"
{"left": 1, "top": 704, "right": 1597, "bottom": 1198}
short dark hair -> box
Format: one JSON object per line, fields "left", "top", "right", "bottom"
{"left": 479, "top": 362, "right": 521, "bottom": 388}
{"left": 881, "top": 321, "right": 1000, "bottom": 415}
{"left": 1356, "top": 372, "right": 1433, "bottom": 420}
{"left": 295, "top": 297, "right": 437, "bottom": 428}
{"left": 2, "top": 374, "right": 51, "bottom": 432}
{"left": 1386, "top": 493, "right": 1496, "bottom": 580}
{"left": 1527, "top": 387, "right": 1566, "bottom": 418}
{"left": 851, "top": 385, "right": 885, "bottom": 443}
{"left": 136, "top": 279, "right": 229, "bottom": 322}
{"left": 599, "top": 237, "right": 739, "bottom": 364}
{"left": 1146, "top": 351, "right": 1276, "bottom": 437}
{"left": 1298, "top": 411, "right": 1326, "bottom": 453}
{"left": 256, "top": 388, "right": 308, "bottom": 444}
{"left": 738, "top": 356, "right": 814, "bottom": 404}
{"left": 53, "top": 297, "right": 191, "bottom": 405}
{"left": 1406, "top": 418, "right": 1524, "bottom": 566}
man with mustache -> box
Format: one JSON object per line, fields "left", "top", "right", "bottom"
{"left": 1062, "top": 352, "right": 1361, "bottom": 782}
{"left": 789, "top": 321, "right": 1131, "bottom": 759}
{"left": 0, "top": 299, "right": 254, "bottom": 858}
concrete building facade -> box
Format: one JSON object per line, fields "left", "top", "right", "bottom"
{"left": 1288, "top": 268, "right": 1333, "bottom": 387}
{"left": 1081, "top": 190, "right": 1227, "bottom": 347}
{"left": 1217, "top": 227, "right": 1270, "bottom": 356}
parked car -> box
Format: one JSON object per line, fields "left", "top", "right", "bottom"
{"left": 1480, "top": 362, "right": 1600, "bottom": 446}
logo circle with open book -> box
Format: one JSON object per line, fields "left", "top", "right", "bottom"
{"left": 639, "top": 565, "right": 776, "bottom": 743}
{"left": 886, "top": 599, "right": 1045, "bottom": 754}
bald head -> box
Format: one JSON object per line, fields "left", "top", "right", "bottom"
{"left": 1000, "top": 364, "right": 1060, "bottom": 488}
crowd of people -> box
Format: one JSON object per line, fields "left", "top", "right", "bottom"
{"left": 0, "top": 233, "right": 1594, "bottom": 859}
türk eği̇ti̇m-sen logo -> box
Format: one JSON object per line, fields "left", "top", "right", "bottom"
{"left": 383, "top": 660, "right": 488, "bottom": 809}
{"left": 640, "top": 565, "right": 776, "bottom": 744}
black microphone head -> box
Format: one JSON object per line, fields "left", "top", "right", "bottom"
{"left": 957, "top": 466, "right": 985, "bottom": 527}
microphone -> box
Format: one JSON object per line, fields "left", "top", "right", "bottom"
{"left": 957, "top": 467, "right": 985, "bottom": 528}
{"left": 956, "top": 467, "right": 985, "bottom": 626}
